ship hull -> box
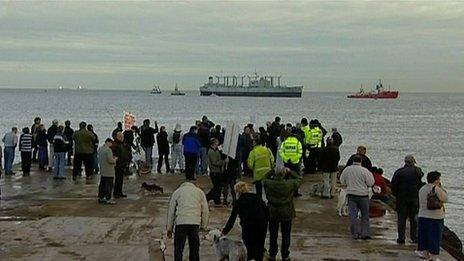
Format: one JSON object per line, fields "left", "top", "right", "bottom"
{"left": 200, "top": 90, "right": 302, "bottom": 98}
{"left": 347, "top": 91, "right": 399, "bottom": 99}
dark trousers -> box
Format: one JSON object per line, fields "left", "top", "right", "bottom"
{"left": 206, "top": 172, "right": 222, "bottom": 204}
{"left": 20, "top": 151, "right": 32, "bottom": 173}
{"left": 222, "top": 177, "right": 236, "bottom": 203}
{"left": 113, "top": 166, "right": 125, "bottom": 196}
{"left": 184, "top": 154, "right": 197, "bottom": 180}
{"left": 98, "top": 176, "right": 114, "bottom": 200}
{"left": 269, "top": 219, "right": 292, "bottom": 259}
{"left": 418, "top": 217, "right": 444, "bottom": 255}
{"left": 72, "top": 153, "right": 93, "bottom": 177}
{"left": 302, "top": 145, "right": 309, "bottom": 172}
{"left": 255, "top": 180, "right": 263, "bottom": 200}
{"left": 242, "top": 223, "right": 267, "bottom": 261}
{"left": 396, "top": 200, "right": 419, "bottom": 242}
{"left": 308, "top": 147, "right": 320, "bottom": 173}
{"left": 66, "top": 146, "right": 73, "bottom": 165}
{"left": 32, "top": 145, "right": 38, "bottom": 161}
{"left": 157, "top": 152, "right": 171, "bottom": 172}
{"left": 174, "top": 224, "right": 200, "bottom": 261}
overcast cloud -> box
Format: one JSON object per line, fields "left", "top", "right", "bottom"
{"left": 0, "top": 1, "right": 463, "bottom": 92}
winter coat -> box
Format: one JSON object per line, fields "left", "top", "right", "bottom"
{"left": 319, "top": 144, "right": 340, "bottom": 172}
{"left": 206, "top": 147, "right": 225, "bottom": 173}
{"left": 331, "top": 132, "right": 343, "bottom": 147}
{"left": 263, "top": 170, "right": 302, "bottom": 221}
{"left": 182, "top": 132, "right": 201, "bottom": 156}
{"left": 140, "top": 125, "right": 158, "bottom": 148}
{"left": 111, "top": 140, "right": 131, "bottom": 167}
{"left": 156, "top": 130, "right": 170, "bottom": 154}
{"left": 64, "top": 126, "right": 74, "bottom": 148}
{"left": 73, "top": 128, "right": 96, "bottom": 154}
{"left": 167, "top": 182, "right": 209, "bottom": 231}
{"left": 222, "top": 193, "right": 269, "bottom": 235}
{"left": 247, "top": 145, "right": 275, "bottom": 181}
{"left": 53, "top": 132, "right": 68, "bottom": 153}
{"left": 346, "top": 153, "right": 373, "bottom": 171}
{"left": 36, "top": 129, "right": 48, "bottom": 147}
{"left": 47, "top": 125, "right": 58, "bottom": 144}
{"left": 391, "top": 165, "right": 424, "bottom": 203}
{"left": 98, "top": 144, "right": 116, "bottom": 177}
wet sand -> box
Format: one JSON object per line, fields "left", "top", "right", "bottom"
{"left": 0, "top": 167, "right": 455, "bottom": 260}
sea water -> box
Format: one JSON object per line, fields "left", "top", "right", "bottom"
{"left": 0, "top": 88, "right": 463, "bottom": 240}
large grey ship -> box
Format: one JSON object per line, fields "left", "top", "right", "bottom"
{"left": 200, "top": 73, "right": 303, "bottom": 97}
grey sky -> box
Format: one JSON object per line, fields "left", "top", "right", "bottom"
{"left": 0, "top": 1, "right": 463, "bottom": 92}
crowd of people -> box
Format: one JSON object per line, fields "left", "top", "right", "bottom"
{"left": 1, "top": 115, "right": 448, "bottom": 261}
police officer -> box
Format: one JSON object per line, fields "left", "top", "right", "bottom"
{"left": 300, "top": 118, "right": 310, "bottom": 173}
{"left": 279, "top": 133, "right": 303, "bottom": 197}
{"left": 307, "top": 120, "right": 323, "bottom": 174}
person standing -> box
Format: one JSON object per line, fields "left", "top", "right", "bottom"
{"left": 340, "top": 155, "right": 375, "bottom": 239}
{"left": 241, "top": 126, "right": 254, "bottom": 177}
{"left": 19, "top": 127, "right": 33, "bottom": 176}
{"left": 140, "top": 119, "right": 158, "bottom": 167}
{"left": 222, "top": 182, "right": 269, "bottom": 261}
{"left": 264, "top": 168, "right": 302, "bottom": 261}
{"left": 170, "top": 123, "right": 184, "bottom": 173}
{"left": 331, "top": 128, "right": 343, "bottom": 147}
{"left": 248, "top": 134, "right": 275, "bottom": 199}
{"left": 306, "top": 120, "right": 323, "bottom": 174}
{"left": 416, "top": 171, "right": 448, "bottom": 261}
{"left": 63, "top": 120, "right": 74, "bottom": 166}
{"left": 46, "top": 120, "right": 59, "bottom": 171}
{"left": 31, "top": 117, "right": 41, "bottom": 162}
{"left": 72, "top": 121, "right": 96, "bottom": 180}
{"left": 2, "top": 127, "right": 18, "bottom": 175}
{"left": 156, "top": 126, "right": 171, "bottom": 174}
{"left": 36, "top": 124, "right": 48, "bottom": 170}
{"left": 346, "top": 145, "right": 373, "bottom": 171}
{"left": 205, "top": 138, "right": 226, "bottom": 205}
{"left": 53, "top": 125, "right": 68, "bottom": 179}
{"left": 319, "top": 138, "right": 341, "bottom": 198}
{"left": 279, "top": 133, "right": 303, "bottom": 197}
{"left": 98, "top": 138, "right": 117, "bottom": 204}
{"left": 112, "top": 132, "right": 131, "bottom": 198}
{"left": 391, "top": 155, "right": 424, "bottom": 244}
{"left": 267, "top": 116, "right": 282, "bottom": 159}
{"left": 182, "top": 126, "right": 201, "bottom": 180}
{"left": 196, "top": 116, "right": 214, "bottom": 175}
{"left": 87, "top": 124, "right": 99, "bottom": 174}
{"left": 167, "top": 181, "right": 209, "bottom": 261}
{"left": 111, "top": 122, "right": 123, "bottom": 140}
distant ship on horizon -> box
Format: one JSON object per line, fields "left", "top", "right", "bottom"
{"left": 347, "top": 79, "right": 398, "bottom": 99}
{"left": 199, "top": 73, "right": 303, "bottom": 98}
{"left": 151, "top": 84, "right": 162, "bottom": 94}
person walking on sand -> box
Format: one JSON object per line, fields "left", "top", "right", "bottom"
{"left": 340, "top": 154, "right": 375, "bottom": 240}
{"left": 167, "top": 181, "right": 209, "bottom": 261}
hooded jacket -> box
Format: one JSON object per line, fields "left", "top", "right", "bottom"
{"left": 247, "top": 145, "right": 275, "bottom": 181}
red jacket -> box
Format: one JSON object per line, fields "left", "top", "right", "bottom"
{"left": 373, "top": 172, "right": 387, "bottom": 195}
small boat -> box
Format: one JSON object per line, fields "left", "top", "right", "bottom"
{"left": 151, "top": 84, "right": 162, "bottom": 94}
{"left": 171, "top": 83, "right": 185, "bottom": 96}
{"left": 347, "top": 79, "right": 398, "bottom": 99}
{"left": 58, "top": 86, "right": 63, "bottom": 90}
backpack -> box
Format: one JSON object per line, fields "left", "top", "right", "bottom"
{"left": 427, "top": 186, "right": 443, "bottom": 210}
{"left": 173, "top": 130, "right": 181, "bottom": 144}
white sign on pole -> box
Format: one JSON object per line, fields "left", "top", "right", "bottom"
{"left": 222, "top": 121, "right": 240, "bottom": 159}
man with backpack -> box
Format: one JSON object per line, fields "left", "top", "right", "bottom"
{"left": 170, "top": 123, "right": 184, "bottom": 173}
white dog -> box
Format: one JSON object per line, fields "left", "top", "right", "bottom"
{"left": 205, "top": 229, "right": 247, "bottom": 261}
{"left": 337, "top": 187, "right": 349, "bottom": 216}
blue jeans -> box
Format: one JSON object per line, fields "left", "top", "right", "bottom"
{"left": 145, "top": 146, "right": 153, "bottom": 165}
{"left": 418, "top": 217, "right": 444, "bottom": 255}
{"left": 3, "top": 147, "right": 15, "bottom": 173}
{"left": 54, "top": 152, "right": 66, "bottom": 178}
{"left": 196, "top": 147, "right": 207, "bottom": 174}
{"left": 347, "top": 194, "right": 370, "bottom": 237}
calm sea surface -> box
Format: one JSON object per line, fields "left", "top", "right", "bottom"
{"left": 0, "top": 89, "right": 463, "bottom": 239}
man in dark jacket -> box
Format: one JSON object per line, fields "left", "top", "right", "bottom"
{"left": 391, "top": 155, "right": 424, "bottom": 244}
{"left": 156, "top": 126, "right": 170, "bottom": 174}
{"left": 140, "top": 119, "right": 158, "bottom": 166}
{"left": 331, "top": 128, "right": 343, "bottom": 147}
{"left": 72, "top": 121, "right": 96, "bottom": 180}
{"left": 63, "top": 120, "right": 74, "bottom": 165}
{"left": 182, "top": 126, "right": 201, "bottom": 180}
{"left": 197, "top": 116, "right": 214, "bottom": 175}
{"left": 346, "top": 145, "right": 373, "bottom": 171}
{"left": 263, "top": 168, "right": 302, "bottom": 261}
{"left": 319, "top": 138, "right": 340, "bottom": 198}
{"left": 112, "top": 131, "right": 131, "bottom": 198}
{"left": 267, "top": 116, "right": 282, "bottom": 158}
{"left": 112, "top": 122, "right": 123, "bottom": 140}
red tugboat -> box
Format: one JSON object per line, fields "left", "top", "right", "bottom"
{"left": 347, "top": 79, "right": 399, "bottom": 99}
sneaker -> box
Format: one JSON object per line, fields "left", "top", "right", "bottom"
{"left": 414, "top": 250, "right": 429, "bottom": 259}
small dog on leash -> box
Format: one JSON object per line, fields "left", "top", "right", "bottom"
{"left": 337, "top": 187, "right": 349, "bottom": 216}
{"left": 205, "top": 229, "right": 247, "bottom": 261}
{"left": 141, "top": 182, "right": 164, "bottom": 194}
